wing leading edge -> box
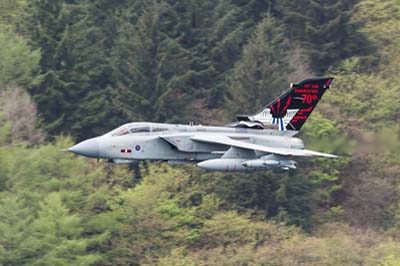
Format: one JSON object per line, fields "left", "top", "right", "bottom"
{"left": 191, "top": 135, "right": 338, "bottom": 158}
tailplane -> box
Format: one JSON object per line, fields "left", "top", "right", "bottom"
{"left": 237, "top": 77, "right": 334, "bottom": 131}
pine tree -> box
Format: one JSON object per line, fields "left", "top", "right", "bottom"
{"left": 0, "top": 195, "right": 34, "bottom": 266}
{"left": 279, "top": 0, "right": 366, "bottom": 74}
{"left": 227, "top": 15, "right": 290, "bottom": 115}
{"left": 165, "top": 0, "right": 275, "bottom": 111}
{"left": 24, "top": 0, "right": 123, "bottom": 139}
{"left": 18, "top": 193, "right": 101, "bottom": 265}
{"left": 0, "top": 30, "right": 40, "bottom": 88}
{"left": 24, "top": 0, "right": 79, "bottom": 136}
{"left": 64, "top": 1, "right": 125, "bottom": 139}
{"left": 0, "top": 194, "right": 101, "bottom": 266}
{"left": 111, "top": 1, "right": 192, "bottom": 124}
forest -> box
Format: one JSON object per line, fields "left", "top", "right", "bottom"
{"left": 0, "top": 0, "right": 399, "bottom": 265}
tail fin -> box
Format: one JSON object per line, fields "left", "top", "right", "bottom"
{"left": 244, "top": 77, "right": 334, "bottom": 131}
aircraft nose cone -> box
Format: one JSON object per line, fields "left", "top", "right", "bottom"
{"left": 68, "top": 138, "right": 99, "bottom": 158}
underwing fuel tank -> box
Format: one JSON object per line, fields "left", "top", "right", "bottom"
{"left": 242, "top": 159, "right": 279, "bottom": 168}
{"left": 107, "top": 159, "right": 137, "bottom": 164}
{"left": 197, "top": 156, "right": 297, "bottom": 171}
{"left": 242, "top": 158, "right": 296, "bottom": 170}
{"left": 197, "top": 158, "right": 248, "bottom": 172}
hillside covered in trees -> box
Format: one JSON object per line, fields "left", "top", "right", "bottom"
{"left": 0, "top": 0, "right": 399, "bottom": 265}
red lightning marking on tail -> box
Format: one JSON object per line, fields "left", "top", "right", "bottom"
{"left": 297, "top": 107, "right": 313, "bottom": 115}
{"left": 283, "top": 96, "right": 291, "bottom": 112}
{"left": 291, "top": 116, "right": 308, "bottom": 122}
{"left": 277, "top": 98, "right": 281, "bottom": 112}
{"left": 325, "top": 79, "right": 332, "bottom": 86}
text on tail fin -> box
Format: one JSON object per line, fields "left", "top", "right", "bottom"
{"left": 248, "top": 77, "right": 334, "bottom": 131}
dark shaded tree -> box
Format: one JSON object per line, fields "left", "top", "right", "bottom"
{"left": 111, "top": 1, "right": 192, "bottom": 124}
{"left": 24, "top": 0, "right": 123, "bottom": 140}
{"left": 226, "top": 15, "right": 290, "bottom": 115}
{"left": 278, "top": 0, "right": 367, "bottom": 74}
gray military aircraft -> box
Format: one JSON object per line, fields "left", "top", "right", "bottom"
{"left": 68, "top": 77, "right": 337, "bottom": 171}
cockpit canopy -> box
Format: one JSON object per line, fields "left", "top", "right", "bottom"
{"left": 107, "top": 123, "right": 169, "bottom": 136}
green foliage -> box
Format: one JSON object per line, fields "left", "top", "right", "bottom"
{"left": 0, "top": 137, "right": 130, "bottom": 265}
{"left": 355, "top": 0, "right": 400, "bottom": 73}
{"left": 0, "top": 30, "right": 41, "bottom": 88}
{"left": 0, "top": 115, "right": 12, "bottom": 146}
{"left": 278, "top": 0, "right": 367, "bottom": 74}
{"left": 111, "top": 1, "right": 193, "bottom": 124}
{"left": 99, "top": 164, "right": 202, "bottom": 265}
{"left": 186, "top": 168, "right": 315, "bottom": 228}
{"left": 0, "top": 0, "right": 399, "bottom": 264}
{"left": 227, "top": 14, "right": 290, "bottom": 115}
{"left": 25, "top": 193, "right": 101, "bottom": 266}
{"left": 0, "top": 0, "right": 26, "bottom": 32}
{"left": 1, "top": 193, "right": 101, "bottom": 265}
{"left": 317, "top": 2, "right": 400, "bottom": 231}
{"left": 0, "top": 195, "right": 34, "bottom": 266}
{"left": 0, "top": 193, "right": 102, "bottom": 266}
{"left": 0, "top": 136, "right": 398, "bottom": 265}
{"left": 24, "top": 0, "right": 123, "bottom": 139}
{"left": 327, "top": 69, "right": 400, "bottom": 130}
{"left": 365, "top": 241, "right": 400, "bottom": 266}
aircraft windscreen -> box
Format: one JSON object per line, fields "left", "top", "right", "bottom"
{"left": 152, "top": 127, "right": 168, "bottom": 132}
{"left": 129, "top": 126, "right": 150, "bottom": 134}
{"left": 111, "top": 126, "right": 129, "bottom": 136}
{"left": 108, "top": 123, "right": 156, "bottom": 136}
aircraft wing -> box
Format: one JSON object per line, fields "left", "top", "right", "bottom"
{"left": 191, "top": 135, "right": 338, "bottom": 158}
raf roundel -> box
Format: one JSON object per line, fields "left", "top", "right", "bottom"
{"left": 135, "top": 145, "right": 141, "bottom": 151}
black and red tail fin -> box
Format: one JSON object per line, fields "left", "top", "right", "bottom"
{"left": 245, "top": 77, "right": 334, "bottom": 131}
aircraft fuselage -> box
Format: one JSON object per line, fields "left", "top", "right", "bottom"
{"left": 69, "top": 122, "right": 303, "bottom": 166}
{"left": 67, "top": 77, "right": 338, "bottom": 171}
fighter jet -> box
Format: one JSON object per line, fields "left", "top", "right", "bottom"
{"left": 68, "top": 77, "right": 337, "bottom": 171}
